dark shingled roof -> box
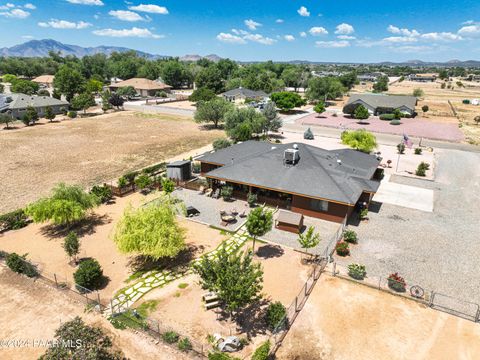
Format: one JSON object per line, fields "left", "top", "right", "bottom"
{"left": 345, "top": 93, "right": 417, "bottom": 111}
{"left": 201, "top": 141, "right": 381, "bottom": 205}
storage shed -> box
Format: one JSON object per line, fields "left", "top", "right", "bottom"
{"left": 275, "top": 210, "right": 304, "bottom": 234}
{"left": 166, "top": 160, "right": 191, "bottom": 181}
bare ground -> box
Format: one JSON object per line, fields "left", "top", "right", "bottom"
{"left": 0, "top": 110, "right": 223, "bottom": 213}
{"left": 0, "top": 266, "right": 191, "bottom": 360}
{"left": 277, "top": 276, "right": 480, "bottom": 360}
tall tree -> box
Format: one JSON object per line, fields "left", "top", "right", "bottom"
{"left": 71, "top": 92, "right": 96, "bottom": 114}
{"left": 270, "top": 92, "right": 306, "bottom": 112}
{"left": 54, "top": 65, "right": 85, "bottom": 101}
{"left": 246, "top": 207, "right": 273, "bottom": 252}
{"left": 10, "top": 79, "right": 39, "bottom": 95}
{"left": 44, "top": 106, "right": 56, "bottom": 122}
{"left": 373, "top": 75, "right": 389, "bottom": 93}
{"left": 224, "top": 107, "right": 267, "bottom": 141}
{"left": 306, "top": 77, "right": 345, "bottom": 102}
{"left": 63, "top": 231, "right": 80, "bottom": 264}
{"left": 195, "top": 66, "right": 225, "bottom": 93}
{"left": 298, "top": 226, "right": 320, "bottom": 260}
{"left": 0, "top": 113, "right": 13, "bottom": 129}
{"left": 261, "top": 101, "right": 282, "bottom": 134}
{"left": 194, "top": 98, "right": 234, "bottom": 128}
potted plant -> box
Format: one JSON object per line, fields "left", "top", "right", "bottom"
{"left": 247, "top": 192, "right": 257, "bottom": 207}
{"left": 221, "top": 185, "right": 233, "bottom": 201}
{"left": 335, "top": 242, "right": 350, "bottom": 257}
{"left": 343, "top": 229, "right": 358, "bottom": 244}
{"left": 387, "top": 272, "right": 406, "bottom": 292}
{"left": 348, "top": 263, "right": 366, "bottom": 280}
{"left": 359, "top": 208, "right": 368, "bottom": 221}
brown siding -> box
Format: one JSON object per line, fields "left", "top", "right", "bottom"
{"left": 291, "top": 195, "right": 352, "bottom": 223}
{"left": 200, "top": 162, "right": 221, "bottom": 175}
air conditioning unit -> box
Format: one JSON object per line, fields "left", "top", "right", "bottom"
{"left": 284, "top": 149, "right": 300, "bottom": 165}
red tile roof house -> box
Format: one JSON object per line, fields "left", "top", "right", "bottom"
{"left": 109, "top": 78, "right": 172, "bottom": 97}
{"left": 197, "top": 141, "right": 383, "bottom": 223}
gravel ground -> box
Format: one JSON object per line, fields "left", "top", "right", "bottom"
{"left": 336, "top": 147, "right": 480, "bottom": 303}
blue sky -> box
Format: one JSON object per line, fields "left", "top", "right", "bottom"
{"left": 1, "top": 0, "right": 480, "bottom": 62}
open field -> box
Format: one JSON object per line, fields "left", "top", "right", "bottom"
{"left": 277, "top": 276, "right": 480, "bottom": 360}
{"left": 0, "top": 266, "right": 190, "bottom": 360}
{"left": 0, "top": 110, "right": 223, "bottom": 213}
{"left": 0, "top": 191, "right": 228, "bottom": 300}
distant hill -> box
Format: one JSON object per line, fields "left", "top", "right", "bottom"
{"left": 179, "top": 54, "right": 222, "bottom": 62}
{"left": 0, "top": 39, "right": 167, "bottom": 59}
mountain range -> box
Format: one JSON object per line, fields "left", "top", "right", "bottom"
{"left": 1, "top": 39, "right": 480, "bottom": 67}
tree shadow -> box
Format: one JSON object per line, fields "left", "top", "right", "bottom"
{"left": 256, "top": 244, "right": 284, "bottom": 259}
{"left": 233, "top": 298, "right": 270, "bottom": 339}
{"left": 39, "top": 213, "right": 112, "bottom": 239}
{"left": 198, "top": 124, "right": 225, "bottom": 131}
{"left": 2, "top": 126, "right": 20, "bottom": 130}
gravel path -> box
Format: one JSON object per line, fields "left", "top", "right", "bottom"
{"left": 336, "top": 147, "right": 480, "bottom": 303}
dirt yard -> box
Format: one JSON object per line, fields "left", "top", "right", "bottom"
{"left": 277, "top": 276, "right": 480, "bottom": 360}
{"left": 140, "top": 243, "right": 310, "bottom": 357}
{"left": 0, "top": 266, "right": 190, "bottom": 360}
{"left": 0, "top": 191, "right": 228, "bottom": 300}
{"left": 0, "top": 110, "right": 223, "bottom": 213}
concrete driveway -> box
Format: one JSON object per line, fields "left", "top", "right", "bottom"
{"left": 373, "top": 174, "right": 434, "bottom": 212}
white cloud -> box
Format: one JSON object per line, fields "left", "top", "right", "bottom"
{"left": 458, "top": 24, "right": 480, "bottom": 37}
{"left": 217, "top": 32, "right": 247, "bottom": 44}
{"left": 284, "top": 34, "right": 295, "bottom": 42}
{"left": 244, "top": 19, "right": 261, "bottom": 30}
{"left": 232, "top": 28, "right": 249, "bottom": 35}
{"left": 382, "top": 36, "right": 418, "bottom": 43}
{"left": 387, "top": 25, "right": 420, "bottom": 37}
{"left": 22, "top": 35, "right": 34, "bottom": 39}
{"left": 24, "top": 3, "right": 36, "bottom": 9}
{"left": 337, "top": 35, "right": 356, "bottom": 40}
{"left": 67, "top": 0, "right": 104, "bottom": 5}
{"left": 38, "top": 19, "right": 92, "bottom": 29}
{"left": 109, "top": 10, "right": 145, "bottom": 22}
{"left": 243, "top": 33, "right": 276, "bottom": 45}
{"left": 128, "top": 4, "right": 168, "bottom": 14}
{"left": 299, "top": 31, "right": 307, "bottom": 38}
{"left": 420, "top": 32, "right": 462, "bottom": 41}
{"left": 315, "top": 40, "right": 350, "bottom": 48}
{"left": 276, "top": 19, "right": 284, "bottom": 24}
{"left": 335, "top": 23, "right": 354, "bottom": 35}
{"left": 93, "top": 27, "right": 163, "bottom": 38}
{"left": 0, "top": 8, "right": 30, "bottom": 18}
{"left": 309, "top": 27, "right": 328, "bottom": 36}
{"left": 391, "top": 45, "right": 433, "bottom": 53}
{"left": 297, "top": 6, "right": 310, "bottom": 17}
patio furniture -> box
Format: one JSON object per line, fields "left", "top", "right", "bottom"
{"left": 239, "top": 210, "right": 247, "bottom": 218}
{"left": 205, "top": 188, "right": 213, "bottom": 197}
{"left": 212, "top": 189, "right": 221, "bottom": 199}
{"left": 230, "top": 208, "right": 238, "bottom": 215}
{"left": 275, "top": 210, "right": 304, "bottom": 234}
{"left": 186, "top": 206, "right": 200, "bottom": 217}
{"left": 221, "top": 215, "right": 236, "bottom": 223}
{"left": 198, "top": 186, "right": 205, "bottom": 194}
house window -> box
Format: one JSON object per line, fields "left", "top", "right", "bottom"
{"left": 310, "top": 199, "right": 329, "bottom": 212}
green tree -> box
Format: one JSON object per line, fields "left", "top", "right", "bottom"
{"left": 63, "top": 231, "right": 80, "bottom": 264}
{"left": 298, "top": 226, "right": 320, "bottom": 258}
{"left": 261, "top": 101, "right": 282, "bottom": 134}
{"left": 113, "top": 200, "right": 185, "bottom": 260}
{"left": 212, "top": 138, "right": 232, "bottom": 150}
{"left": 422, "top": 105, "right": 429, "bottom": 115}
{"left": 109, "top": 93, "right": 124, "bottom": 110}
{"left": 116, "top": 86, "right": 137, "bottom": 99}
{"left": 194, "top": 98, "right": 234, "bottom": 128}
{"left": 373, "top": 75, "right": 389, "bottom": 92}
{"left": 37, "top": 89, "right": 50, "bottom": 97}
{"left": 44, "top": 106, "right": 56, "bottom": 122}
{"left": 71, "top": 92, "right": 96, "bottom": 114}
{"left": 270, "top": 92, "right": 306, "bottom": 112}
{"left": 0, "top": 113, "right": 13, "bottom": 129}
{"left": 313, "top": 102, "right": 326, "bottom": 116}
{"left": 54, "top": 65, "right": 86, "bottom": 101}
{"left": 281, "top": 67, "right": 302, "bottom": 91}
{"left": 195, "top": 66, "right": 224, "bottom": 93}
{"left": 25, "top": 106, "right": 39, "bottom": 125}
{"left": 252, "top": 341, "right": 270, "bottom": 360}
{"left": 2, "top": 74, "right": 17, "bottom": 83}
{"left": 354, "top": 105, "right": 370, "bottom": 120}
{"left": 224, "top": 107, "right": 266, "bottom": 141}
{"left": 135, "top": 174, "right": 153, "bottom": 191}
{"left": 339, "top": 71, "right": 358, "bottom": 90}
{"left": 306, "top": 77, "right": 345, "bottom": 102}
{"left": 193, "top": 246, "right": 263, "bottom": 316}
{"left": 246, "top": 207, "right": 273, "bottom": 252}
{"left": 74, "top": 258, "right": 103, "bottom": 290}
{"left": 265, "top": 301, "right": 287, "bottom": 330}
{"left": 25, "top": 183, "right": 100, "bottom": 226}
{"left": 341, "top": 129, "right": 377, "bottom": 153}
{"left": 101, "top": 90, "right": 113, "bottom": 113}
{"left": 413, "top": 88, "right": 424, "bottom": 97}
{"left": 10, "top": 79, "right": 39, "bottom": 95}
{"left": 439, "top": 69, "right": 448, "bottom": 80}
{"left": 85, "top": 78, "right": 103, "bottom": 94}
{"left": 160, "top": 60, "right": 193, "bottom": 88}
{"left": 189, "top": 87, "right": 216, "bottom": 102}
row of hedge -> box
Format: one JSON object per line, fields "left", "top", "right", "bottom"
{"left": 379, "top": 113, "right": 413, "bottom": 121}
{"left": 0, "top": 209, "right": 29, "bottom": 233}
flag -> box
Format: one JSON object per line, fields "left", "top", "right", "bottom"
{"left": 403, "top": 133, "right": 413, "bottom": 148}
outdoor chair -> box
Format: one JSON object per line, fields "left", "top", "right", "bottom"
{"left": 198, "top": 186, "right": 205, "bottom": 194}
{"left": 205, "top": 188, "right": 213, "bottom": 197}
{"left": 239, "top": 210, "right": 247, "bottom": 218}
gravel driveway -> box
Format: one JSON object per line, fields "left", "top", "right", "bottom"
{"left": 336, "top": 148, "right": 480, "bottom": 303}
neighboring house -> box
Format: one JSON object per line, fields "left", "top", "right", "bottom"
{"left": 220, "top": 87, "right": 269, "bottom": 104}
{"left": 197, "top": 141, "right": 382, "bottom": 223}
{"left": 0, "top": 93, "right": 69, "bottom": 119}
{"left": 109, "top": 78, "right": 172, "bottom": 97}
{"left": 32, "top": 75, "right": 55, "bottom": 88}
{"left": 312, "top": 71, "right": 344, "bottom": 78}
{"left": 358, "top": 72, "right": 385, "bottom": 82}
{"left": 408, "top": 73, "right": 437, "bottom": 82}
{"left": 343, "top": 93, "right": 417, "bottom": 116}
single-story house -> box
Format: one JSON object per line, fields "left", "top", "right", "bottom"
{"left": 358, "top": 72, "right": 385, "bottom": 82}
{"left": 109, "top": 78, "right": 172, "bottom": 97}
{"left": 32, "top": 75, "right": 55, "bottom": 88}
{"left": 197, "top": 141, "right": 382, "bottom": 223}
{"left": 0, "top": 93, "right": 69, "bottom": 119}
{"left": 408, "top": 73, "right": 437, "bottom": 82}
{"left": 343, "top": 93, "right": 417, "bottom": 116}
{"left": 220, "top": 87, "right": 269, "bottom": 104}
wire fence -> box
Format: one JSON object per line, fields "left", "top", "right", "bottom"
{"left": 323, "top": 215, "right": 348, "bottom": 258}
{"left": 330, "top": 262, "right": 480, "bottom": 322}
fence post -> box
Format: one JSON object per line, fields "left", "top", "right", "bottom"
{"left": 378, "top": 276, "right": 382, "bottom": 290}
{"left": 54, "top": 273, "right": 58, "bottom": 288}
{"left": 475, "top": 306, "right": 480, "bottom": 323}
{"left": 110, "top": 299, "right": 114, "bottom": 315}
{"left": 96, "top": 292, "right": 101, "bottom": 306}
{"left": 332, "top": 262, "right": 336, "bottom": 276}
{"left": 429, "top": 291, "right": 435, "bottom": 307}
{"left": 295, "top": 296, "right": 298, "bottom": 312}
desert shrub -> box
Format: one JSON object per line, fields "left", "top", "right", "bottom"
{"left": 387, "top": 273, "right": 406, "bottom": 292}
{"left": 67, "top": 111, "right": 77, "bottom": 118}
{"left": 123, "top": 171, "right": 137, "bottom": 184}
{"left": 379, "top": 114, "right": 395, "bottom": 121}
{"left": 416, "top": 162, "right": 430, "bottom": 176}
{"left": 213, "top": 138, "right": 232, "bottom": 151}
{"left": 135, "top": 174, "right": 153, "bottom": 190}
{"left": 462, "top": 99, "right": 470, "bottom": 104}
{"left": 208, "top": 352, "right": 240, "bottom": 360}
{"left": 156, "top": 91, "right": 168, "bottom": 98}
{"left": 74, "top": 258, "right": 103, "bottom": 291}
{"left": 247, "top": 192, "right": 257, "bottom": 207}
{"left": 304, "top": 127, "right": 314, "bottom": 140}
{"left": 162, "top": 331, "right": 179, "bottom": 344}
{"left": 414, "top": 147, "right": 422, "bottom": 155}
{"left": 397, "top": 143, "right": 405, "bottom": 154}
{"left": 117, "top": 176, "right": 128, "bottom": 188}
{"left": 343, "top": 229, "right": 358, "bottom": 244}
{"left": 252, "top": 341, "right": 270, "bottom": 360}
{"left": 390, "top": 119, "right": 401, "bottom": 125}
{"left": 90, "top": 185, "right": 112, "bottom": 203}
{"left": 221, "top": 185, "right": 233, "bottom": 201}
{"left": 413, "top": 88, "right": 424, "bottom": 97}
{"left": 348, "top": 263, "right": 367, "bottom": 280}
{"left": 335, "top": 242, "right": 350, "bottom": 256}
{"left": 359, "top": 208, "right": 368, "bottom": 220}
{"left": 161, "top": 178, "right": 176, "bottom": 194}
{"left": 178, "top": 337, "right": 192, "bottom": 352}
{"left": 0, "top": 209, "right": 28, "bottom": 231}
{"left": 6, "top": 253, "right": 38, "bottom": 278}
{"left": 341, "top": 129, "right": 377, "bottom": 153}
{"left": 266, "top": 301, "right": 287, "bottom": 330}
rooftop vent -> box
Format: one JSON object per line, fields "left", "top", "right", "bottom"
{"left": 284, "top": 148, "right": 300, "bottom": 165}
{"left": 337, "top": 159, "right": 342, "bottom": 165}
{"left": 293, "top": 143, "right": 299, "bottom": 150}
